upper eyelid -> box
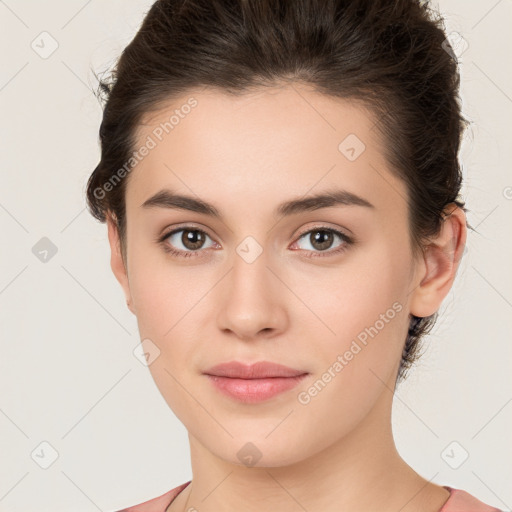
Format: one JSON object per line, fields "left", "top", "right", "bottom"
{"left": 161, "top": 224, "right": 215, "bottom": 242}
{"left": 296, "top": 225, "right": 349, "bottom": 238}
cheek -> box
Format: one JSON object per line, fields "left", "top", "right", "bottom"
{"left": 288, "top": 246, "right": 412, "bottom": 413}
{"left": 127, "top": 249, "right": 197, "bottom": 336}
{"left": 131, "top": 276, "right": 174, "bottom": 337}
{"left": 289, "top": 263, "right": 408, "bottom": 445}
{"left": 127, "top": 256, "right": 209, "bottom": 376}
{"left": 129, "top": 266, "right": 201, "bottom": 421}
{"left": 294, "top": 248, "right": 409, "bottom": 346}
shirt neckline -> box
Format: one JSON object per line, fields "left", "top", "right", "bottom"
{"left": 165, "top": 482, "right": 456, "bottom": 511}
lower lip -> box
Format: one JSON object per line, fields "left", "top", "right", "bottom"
{"left": 205, "top": 374, "right": 308, "bottom": 403}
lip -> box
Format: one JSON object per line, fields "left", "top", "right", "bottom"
{"left": 204, "top": 360, "right": 307, "bottom": 379}
{"left": 203, "top": 361, "right": 309, "bottom": 403}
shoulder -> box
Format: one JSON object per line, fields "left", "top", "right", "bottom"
{"left": 440, "top": 486, "right": 504, "bottom": 512}
{"left": 115, "top": 481, "right": 191, "bottom": 512}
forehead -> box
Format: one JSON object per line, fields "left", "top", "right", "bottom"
{"left": 127, "top": 84, "right": 407, "bottom": 219}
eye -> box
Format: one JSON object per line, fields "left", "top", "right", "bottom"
{"left": 158, "top": 227, "right": 217, "bottom": 258}
{"left": 157, "top": 225, "right": 354, "bottom": 259}
{"left": 291, "top": 227, "right": 353, "bottom": 258}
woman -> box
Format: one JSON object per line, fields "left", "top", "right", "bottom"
{"left": 86, "top": 0, "right": 502, "bottom": 510}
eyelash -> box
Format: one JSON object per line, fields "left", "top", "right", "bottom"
{"left": 157, "top": 225, "right": 354, "bottom": 259}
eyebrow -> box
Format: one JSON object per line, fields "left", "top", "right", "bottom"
{"left": 140, "top": 188, "right": 375, "bottom": 218}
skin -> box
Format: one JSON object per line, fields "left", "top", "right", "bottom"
{"left": 107, "top": 83, "right": 467, "bottom": 512}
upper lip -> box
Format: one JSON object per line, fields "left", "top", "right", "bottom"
{"left": 203, "top": 361, "right": 308, "bottom": 379}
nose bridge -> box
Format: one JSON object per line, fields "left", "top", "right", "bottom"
{"left": 230, "top": 233, "right": 274, "bottom": 299}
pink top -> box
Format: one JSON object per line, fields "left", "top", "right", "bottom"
{"left": 116, "top": 482, "right": 503, "bottom": 512}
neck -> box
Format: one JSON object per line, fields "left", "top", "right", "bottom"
{"left": 169, "top": 383, "right": 449, "bottom": 512}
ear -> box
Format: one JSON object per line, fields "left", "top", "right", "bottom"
{"left": 106, "top": 213, "right": 136, "bottom": 315}
{"left": 409, "top": 204, "right": 467, "bottom": 318}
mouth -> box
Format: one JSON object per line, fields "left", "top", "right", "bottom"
{"left": 203, "top": 361, "right": 309, "bottom": 403}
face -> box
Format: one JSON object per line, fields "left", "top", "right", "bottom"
{"left": 107, "top": 84, "right": 463, "bottom": 467}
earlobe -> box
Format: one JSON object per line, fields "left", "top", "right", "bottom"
{"left": 409, "top": 204, "right": 467, "bottom": 318}
{"left": 106, "top": 213, "right": 135, "bottom": 315}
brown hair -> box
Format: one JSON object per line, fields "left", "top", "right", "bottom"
{"left": 86, "top": 0, "right": 473, "bottom": 385}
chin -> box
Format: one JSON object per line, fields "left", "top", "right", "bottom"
{"left": 204, "top": 434, "right": 309, "bottom": 469}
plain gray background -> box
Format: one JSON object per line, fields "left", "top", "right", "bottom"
{"left": 0, "top": 1, "right": 511, "bottom": 511}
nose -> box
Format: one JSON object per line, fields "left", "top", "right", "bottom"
{"left": 216, "top": 246, "right": 288, "bottom": 341}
